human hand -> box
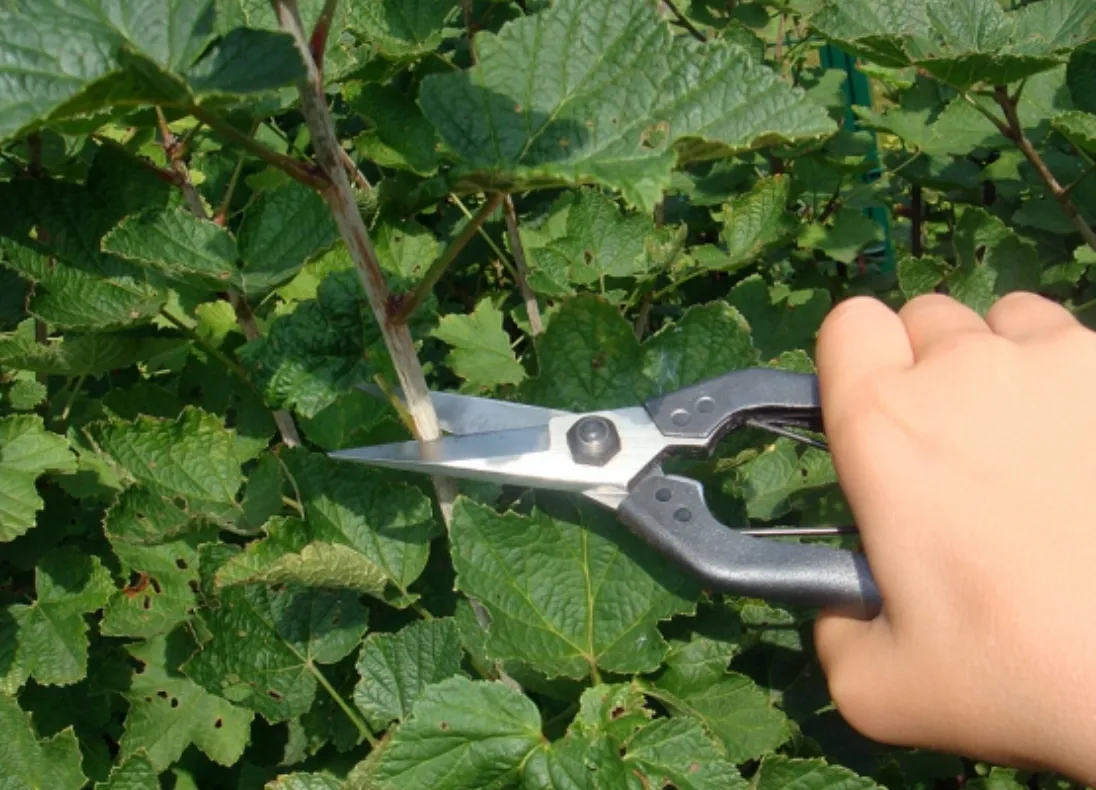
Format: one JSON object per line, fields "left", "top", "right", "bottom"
{"left": 814, "top": 292, "right": 1096, "bottom": 784}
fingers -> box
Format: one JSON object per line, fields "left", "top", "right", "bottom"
{"left": 816, "top": 297, "right": 914, "bottom": 427}
{"left": 898, "top": 294, "right": 991, "bottom": 360}
{"left": 986, "top": 291, "right": 1080, "bottom": 342}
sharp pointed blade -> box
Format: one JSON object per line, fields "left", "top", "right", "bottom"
{"left": 358, "top": 384, "right": 569, "bottom": 435}
{"left": 330, "top": 407, "right": 694, "bottom": 498}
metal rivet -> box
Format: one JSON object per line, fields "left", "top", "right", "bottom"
{"left": 671, "top": 409, "right": 691, "bottom": 427}
{"left": 655, "top": 487, "right": 672, "bottom": 502}
{"left": 696, "top": 396, "right": 715, "bottom": 414}
{"left": 673, "top": 507, "right": 692, "bottom": 523}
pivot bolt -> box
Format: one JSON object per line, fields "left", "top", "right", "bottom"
{"left": 567, "top": 416, "right": 621, "bottom": 466}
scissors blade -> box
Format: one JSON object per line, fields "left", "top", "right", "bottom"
{"left": 359, "top": 384, "right": 570, "bottom": 435}
{"left": 330, "top": 407, "right": 704, "bottom": 500}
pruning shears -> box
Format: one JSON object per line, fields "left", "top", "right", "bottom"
{"left": 330, "top": 368, "right": 882, "bottom": 619}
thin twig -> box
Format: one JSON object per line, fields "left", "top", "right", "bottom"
{"left": 911, "top": 184, "right": 923, "bottom": 258}
{"left": 1064, "top": 163, "right": 1096, "bottom": 198}
{"left": 90, "top": 135, "right": 181, "bottom": 185}
{"left": 774, "top": 13, "right": 786, "bottom": 65}
{"left": 663, "top": 0, "right": 706, "bottom": 41}
{"left": 190, "top": 105, "right": 329, "bottom": 190}
{"left": 27, "top": 135, "right": 50, "bottom": 390}
{"left": 991, "top": 86, "right": 1096, "bottom": 254}
{"left": 451, "top": 194, "right": 521, "bottom": 282}
{"left": 271, "top": 0, "right": 454, "bottom": 508}
{"left": 159, "top": 309, "right": 252, "bottom": 388}
{"left": 214, "top": 122, "right": 258, "bottom": 225}
{"left": 309, "top": 0, "right": 339, "bottom": 78}
{"left": 392, "top": 192, "right": 504, "bottom": 324}
{"left": 309, "top": 663, "right": 377, "bottom": 746}
{"left": 339, "top": 146, "right": 372, "bottom": 191}
{"left": 155, "top": 109, "right": 302, "bottom": 448}
{"left": 503, "top": 195, "right": 543, "bottom": 336}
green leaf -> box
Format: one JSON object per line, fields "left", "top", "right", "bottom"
{"left": 184, "top": 545, "right": 370, "bottom": 722}
{"left": 240, "top": 270, "right": 435, "bottom": 418}
{"left": 214, "top": 517, "right": 390, "bottom": 595}
{"left": 361, "top": 219, "right": 439, "bottom": 284}
{"left": 368, "top": 676, "right": 544, "bottom": 790}
{"left": 449, "top": 497, "right": 697, "bottom": 680}
{"left": 0, "top": 693, "right": 86, "bottom": 790}
{"left": 6, "top": 379, "right": 47, "bottom": 412}
{"left": 0, "top": 325, "right": 187, "bottom": 377}
{"left": 734, "top": 440, "right": 837, "bottom": 521}
{"left": 520, "top": 190, "right": 659, "bottom": 293}
{"left": 728, "top": 275, "right": 831, "bottom": 360}
{"left": 0, "top": 415, "right": 77, "bottom": 542}
{"left": 619, "top": 718, "right": 747, "bottom": 790}
{"left": 642, "top": 302, "right": 759, "bottom": 394}
{"left": 1068, "top": 42, "right": 1096, "bottom": 113}
{"left": 265, "top": 774, "right": 341, "bottom": 790}
{"left": 811, "top": 0, "right": 1096, "bottom": 89}
{"left": 752, "top": 756, "right": 884, "bottom": 789}
{"left": 711, "top": 175, "right": 796, "bottom": 271}
{"left": 949, "top": 207, "right": 1041, "bottom": 314}
{"left": 100, "top": 529, "right": 213, "bottom": 639}
{"left": 0, "top": 1, "right": 306, "bottom": 143}
{"left": 1051, "top": 110, "right": 1096, "bottom": 154}
{"left": 353, "top": 618, "right": 465, "bottom": 731}
{"left": 89, "top": 407, "right": 245, "bottom": 504}
{"left": 432, "top": 297, "right": 525, "bottom": 389}
{"left": 237, "top": 183, "right": 340, "bottom": 297}
{"left": 897, "top": 254, "right": 950, "bottom": 300}
{"left": 419, "top": 0, "right": 835, "bottom": 211}
{"left": 348, "top": 83, "right": 444, "bottom": 176}
{"left": 0, "top": 154, "right": 173, "bottom": 330}
{"left": 119, "top": 629, "right": 253, "bottom": 772}
{"left": 357, "top": 0, "right": 462, "bottom": 61}
{"left": 0, "top": 548, "right": 114, "bottom": 693}
{"left": 281, "top": 450, "right": 439, "bottom": 603}
{"left": 524, "top": 684, "right": 745, "bottom": 790}
{"left": 102, "top": 208, "right": 241, "bottom": 295}
{"left": 643, "top": 637, "right": 790, "bottom": 762}
{"left": 799, "top": 208, "right": 885, "bottom": 264}
{"left": 526, "top": 294, "right": 647, "bottom": 410}
{"left": 95, "top": 752, "right": 161, "bottom": 790}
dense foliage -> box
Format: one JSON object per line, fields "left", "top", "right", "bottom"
{"left": 1, "top": 0, "right": 1095, "bottom": 787}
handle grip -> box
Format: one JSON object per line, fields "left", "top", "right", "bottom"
{"left": 617, "top": 474, "right": 881, "bottom": 618}
{"left": 643, "top": 368, "right": 822, "bottom": 440}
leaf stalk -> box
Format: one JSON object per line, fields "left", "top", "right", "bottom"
{"left": 391, "top": 192, "right": 504, "bottom": 325}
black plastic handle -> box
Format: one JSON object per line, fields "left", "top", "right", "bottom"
{"left": 644, "top": 368, "right": 822, "bottom": 440}
{"left": 617, "top": 474, "right": 882, "bottom": 618}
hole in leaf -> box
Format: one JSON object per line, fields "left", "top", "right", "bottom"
{"left": 187, "top": 580, "right": 200, "bottom": 594}
{"left": 214, "top": 718, "right": 223, "bottom": 729}
{"left": 171, "top": 698, "right": 179, "bottom": 708}
{"left": 135, "top": 511, "right": 147, "bottom": 521}
{"left": 975, "top": 244, "right": 987, "bottom": 264}
{"left": 582, "top": 250, "right": 594, "bottom": 264}
{"left": 439, "top": 721, "right": 449, "bottom": 731}
{"left": 662, "top": 782, "right": 679, "bottom": 790}
{"left": 143, "top": 597, "right": 151, "bottom": 610}
{"left": 145, "top": 696, "right": 153, "bottom": 703}
{"left": 610, "top": 706, "right": 625, "bottom": 719}
{"left": 150, "top": 577, "right": 162, "bottom": 594}
{"left": 175, "top": 558, "right": 188, "bottom": 570}
{"left": 267, "top": 690, "right": 283, "bottom": 701}
{"left": 157, "top": 690, "right": 168, "bottom": 699}
{"left": 173, "top": 497, "right": 187, "bottom": 510}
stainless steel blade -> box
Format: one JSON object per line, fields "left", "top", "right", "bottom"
{"left": 331, "top": 407, "right": 707, "bottom": 497}
{"left": 358, "top": 383, "right": 569, "bottom": 435}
